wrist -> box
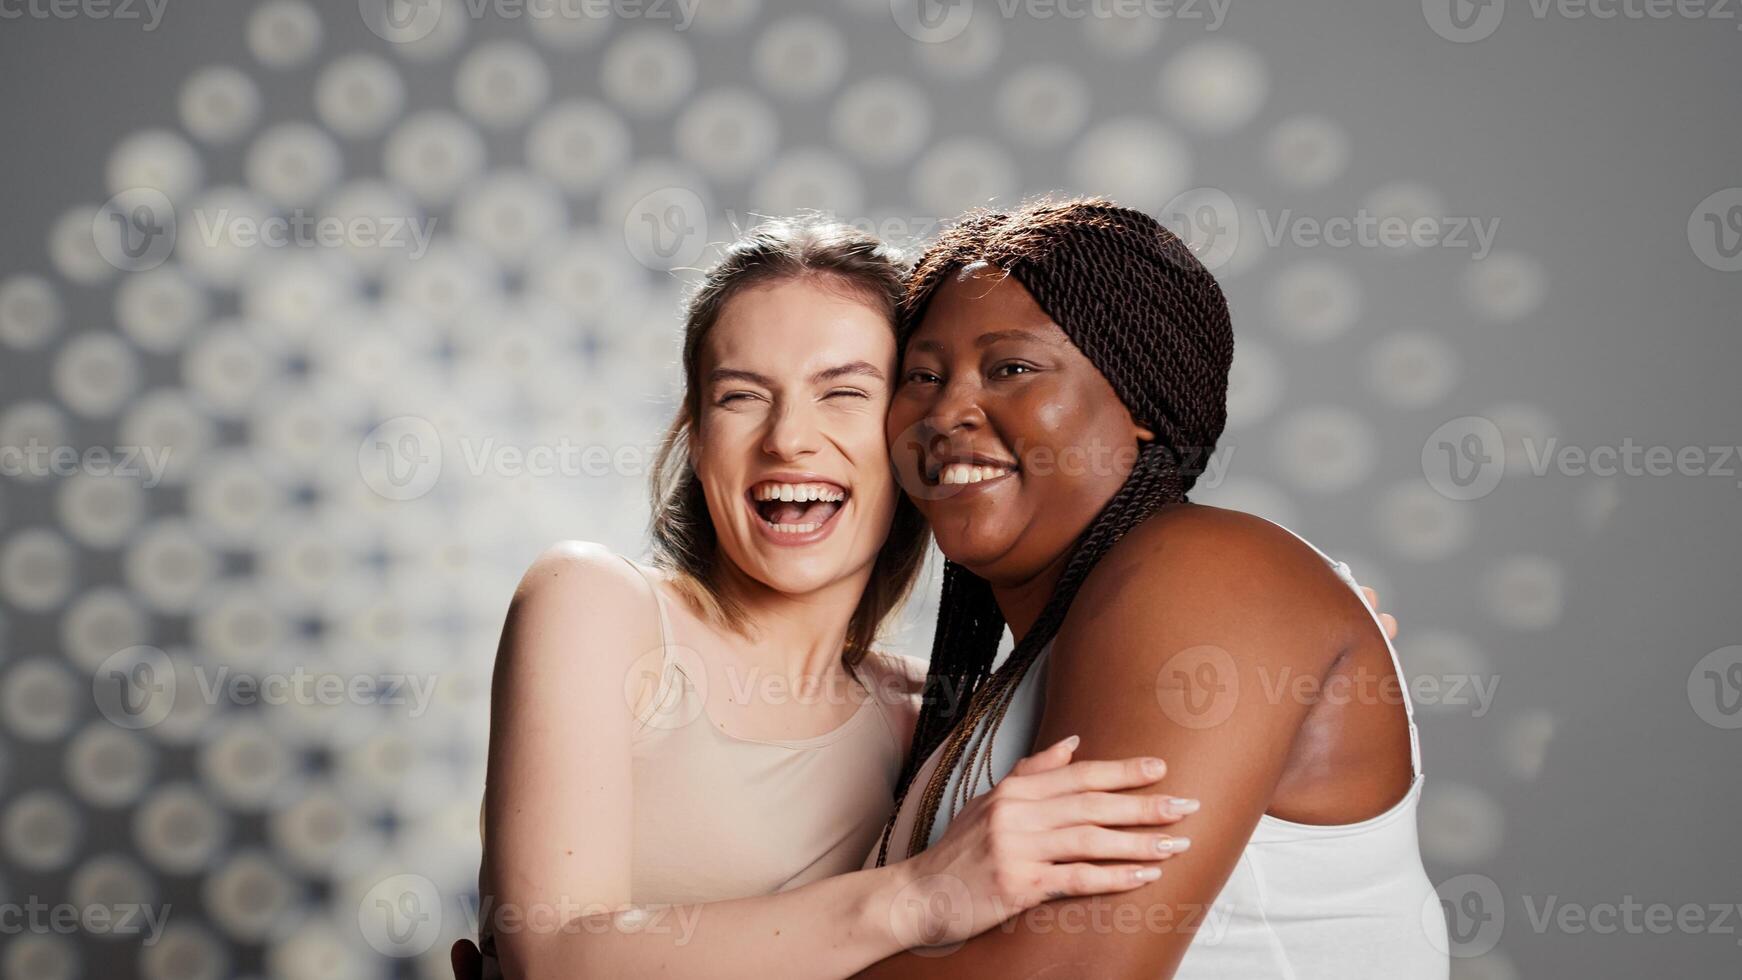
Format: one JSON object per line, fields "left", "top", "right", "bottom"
{"left": 855, "top": 861, "right": 917, "bottom": 960}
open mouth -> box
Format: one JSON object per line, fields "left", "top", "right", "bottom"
{"left": 748, "top": 480, "right": 849, "bottom": 536}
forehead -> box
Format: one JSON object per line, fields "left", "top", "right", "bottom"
{"left": 704, "top": 277, "right": 896, "bottom": 373}
{"left": 910, "top": 265, "right": 1067, "bottom": 347}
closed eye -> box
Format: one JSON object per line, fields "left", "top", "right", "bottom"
{"left": 824, "top": 388, "right": 870, "bottom": 400}
{"left": 716, "top": 391, "right": 762, "bottom": 406}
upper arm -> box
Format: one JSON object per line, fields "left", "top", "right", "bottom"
{"left": 1024, "top": 508, "right": 1356, "bottom": 976}
{"left": 854, "top": 507, "right": 1357, "bottom": 979}
{"left": 483, "top": 542, "right": 659, "bottom": 972}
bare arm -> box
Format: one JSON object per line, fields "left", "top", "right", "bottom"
{"left": 851, "top": 506, "right": 1378, "bottom": 979}
{"left": 481, "top": 542, "right": 1186, "bottom": 980}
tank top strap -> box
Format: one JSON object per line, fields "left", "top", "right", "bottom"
{"left": 616, "top": 556, "right": 684, "bottom": 737}
{"left": 1261, "top": 519, "right": 1424, "bottom": 778}
{"left": 617, "top": 556, "right": 671, "bottom": 645}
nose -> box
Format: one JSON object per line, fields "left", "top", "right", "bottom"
{"left": 924, "top": 374, "right": 986, "bottom": 437}
{"left": 761, "top": 399, "right": 822, "bottom": 460}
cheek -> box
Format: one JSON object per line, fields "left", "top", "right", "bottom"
{"left": 1007, "top": 382, "right": 1083, "bottom": 469}
{"left": 884, "top": 394, "right": 922, "bottom": 451}
{"left": 1027, "top": 394, "right": 1077, "bottom": 446}
{"left": 845, "top": 413, "right": 899, "bottom": 517}
{"left": 692, "top": 415, "right": 749, "bottom": 502}
{"left": 1011, "top": 385, "right": 1132, "bottom": 500}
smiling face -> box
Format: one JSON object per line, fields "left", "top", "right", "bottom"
{"left": 887, "top": 264, "right": 1153, "bottom": 586}
{"left": 691, "top": 276, "right": 901, "bottom": 600}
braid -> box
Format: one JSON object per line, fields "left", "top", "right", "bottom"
{"left": 875, "top": 197, "right": 1233, "bottom": 866}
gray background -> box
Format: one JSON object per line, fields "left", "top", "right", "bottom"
{"left": 0, "top": 0, "right": 1738, "bottom": 977}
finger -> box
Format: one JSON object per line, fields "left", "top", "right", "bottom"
{"left": 1038, "top": 862, "right": 1164, "bottom": 900}
{"left": 1361, "top": 586, "right": 1379, "bottom": 611}
{"left": 1035, "top": 790, "right": 1199, "bottom": 829}
{"left": 1008, "top": 734, "right": 1079, "bottom": 778}
{"left": 1379, "top": 612, "right": 1398, "bottom": 640}
{"left": 1002, "top": 756, "right": 1167, "bottom": 800}
{"left": 1034, "top": 825, "right": 1192, "bottom": 862}
{"left": 450, "top": 939, "right": 483, "bottom": 980}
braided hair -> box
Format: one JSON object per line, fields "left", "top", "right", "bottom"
{"left": 875, "top": 198, "right": 1236, "bottom": 865}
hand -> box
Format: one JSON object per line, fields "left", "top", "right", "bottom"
{"left": 889, "top": 735, "right": 1194, "bottom": 949}
{"left": 1359, "top": 586, "right": 1399, "bottom": 640}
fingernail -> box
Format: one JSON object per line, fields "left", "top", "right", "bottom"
{"left": 1142, "top": 757, "right": 1165, "bottom": 777}
{"left": 1169, "top": 797, "right": 1200, "bottom": 814}
{"left": 1134, "top": 867, "right": 1162, "bottom": 881}
{"left": 1062, "top": 735, "right": 1081, "bottom": 751}
{"left": 1161, "top": 836, "right": 1191, "bottom": 854}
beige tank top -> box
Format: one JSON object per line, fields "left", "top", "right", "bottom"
{"left": 477, "top": 560, "right": 910, "bottom": 974}
{"left": 618, "top": 559, "right": 908, "bottom": 903}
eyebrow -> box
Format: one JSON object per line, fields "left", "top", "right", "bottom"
{"left": 908, "top": 329, "right": 1052, "bottom": 355}
{"left": 708, "top": 367, "right": 776, "bottom": 386}
{"left": 707, "top": 361, "right": 886, "bottom": 387}
{"left": 812, "top": 360, "right": 885, "bottom": 383}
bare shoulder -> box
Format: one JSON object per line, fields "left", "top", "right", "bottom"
{"left": 1113, "top": 503, "right": 1330, "bottom": 573}
{"left": 497, "top": 540, "right": 660, "bottom": 675}
{"left": 514, "top": 539, "right": 646, "bottom": 601}
{"left": 1086, "top": 503, "right": 1343, "bottom": 600}
{"left": 1064, "top": 503, "right": 1363, "bottom": 665}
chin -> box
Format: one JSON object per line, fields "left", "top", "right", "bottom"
{"left": 748, "top": 554, "right": 853, "bottom": 596}
{"left": 926, "top": 522, "right": 1015, "bottom": 574}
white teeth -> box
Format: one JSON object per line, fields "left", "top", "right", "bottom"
{"left": 770, "top": 522, "right": 822, "bottom": 534}
{"left": 938, "top": 463, "right": 1011, "bottom": 486}
{"left": 751, "top": 482, "right": 847, "bottom": 502}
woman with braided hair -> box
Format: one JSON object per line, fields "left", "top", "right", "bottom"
{"left": 856, "top": 198, "right": 1448, "bottom": 978}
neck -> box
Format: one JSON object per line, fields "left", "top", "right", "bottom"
{"left": 989, "top": 546, "right": 1076, "bottom": 646}
{"left": 712, "top": 557, "right": 871, "bottom": 680}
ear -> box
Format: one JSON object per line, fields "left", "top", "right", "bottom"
{"left": 1132, "top": 416, "right": 1156, "bottom": 443}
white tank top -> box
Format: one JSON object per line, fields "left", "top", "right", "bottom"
{"left": 867, "top": 522, "right": 1450, "bottom": 978}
